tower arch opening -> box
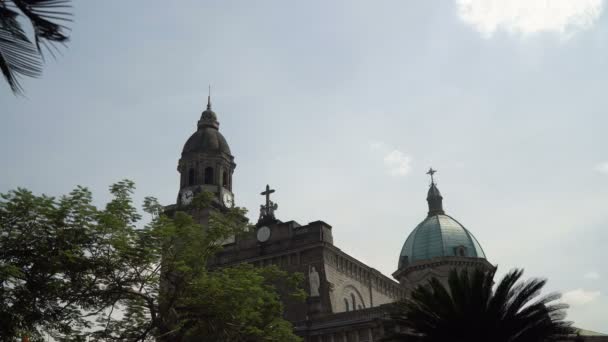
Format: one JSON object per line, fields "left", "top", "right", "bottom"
{"left": 222, "top": 170, "right": 229, "bottom": 188}
{"left": 204, "top": 167, "right": 214, "bottom": 185}
{"left": 188, "top": 168, "right": 196, "bottom": 186}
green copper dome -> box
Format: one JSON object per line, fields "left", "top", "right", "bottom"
{"left": 398, "top": 214, "right": 486, "bottom": 269}
{"left": 398, "top": 172, "right": 487, "bottom": 270}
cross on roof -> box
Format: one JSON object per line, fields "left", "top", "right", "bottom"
{"left": 426, "top": 167, "right": 437, "bottom": 184}
{"left": 258, "top": 184, "right": 278, "bottom": 225}
{"left": 261, "top": 184, "right": 275, "bottom": 207}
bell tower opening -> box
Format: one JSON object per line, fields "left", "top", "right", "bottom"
{"left": 188, "top": 168, "right": 196, "bottom": 186}
{"left": 222, "top": 170, "right": 229, "bottom": 188}
{"left": 204, "top": 167, "right": 214, "bottom": 185}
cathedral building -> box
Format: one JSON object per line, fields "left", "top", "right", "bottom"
{"left": 169, "top": 99, "right": 607, "bottom": 342}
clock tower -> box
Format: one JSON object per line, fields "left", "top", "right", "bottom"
{"left": 177, "top": 94, "right": 236, "bottom": 211}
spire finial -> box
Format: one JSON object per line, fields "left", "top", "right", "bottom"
{"left": 426, "top": 167, "right": 437, "bottom": 185}
{"left": 207, "top": 85, "right": 212, "bottom": 110}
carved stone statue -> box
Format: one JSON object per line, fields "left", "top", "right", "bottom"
{"left": 309, "top": 265, "right": 320, "bottom": 297}
{"left": 258, "top": 204, "right": 267, "bottom": 220}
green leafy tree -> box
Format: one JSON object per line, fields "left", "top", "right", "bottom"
{"left": 0, "top": 181, "right": 304, "bottom": 341}
{"left": 0, "top": 186, "right": 101, "bottom": 341}
{"left": 0, "top": 0, "right": 71, "bottom": 95}
{"left": 163, "top": 264, "right": 303, "bottom": 341}
{"left": 389, "top": 268, "right": 574, "bottom": 342}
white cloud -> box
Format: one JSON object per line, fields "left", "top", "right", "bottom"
{"left": 595, "top": 162, "right": 608, "bottom": 174}
{"left": 456, "top": 0, "right": 605, "bottom": 38}
{"left": 562, "top": 289, "right": 601, "bottom": 306}
{"left": 383, "top": 150, "right": 412, "bottom": 176}
{"left": 370, "top": 141, "right": 412, "bottom": 176}
{"left": 584, "top": 271, "right": 600, "bottom": 280}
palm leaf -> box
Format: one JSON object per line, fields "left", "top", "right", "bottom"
{"left": 11, "top": 0, "right": 71, "bottom": 45}
{"left": 389, "top": 268, "right": 574, "bottom": 342}
{"left": 0, "top": 0, "right": 71, "bottom": 95}
{"left": 0, "top": 4, "right": 42, "bottom": 94}
{"left": 10, "top": 0, "right": 71, "bottom": 62}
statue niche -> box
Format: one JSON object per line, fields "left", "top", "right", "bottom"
{"left": 309, "top": 266, "right": 320, "bottom": 297}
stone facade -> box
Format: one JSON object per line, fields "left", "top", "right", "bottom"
{"left": 168, "top": 103, "right": 608, "bottom": 342}
{"left": 322, "top": 245, "right": 404, "bottom": 313}
{"left": 208, "top": 219, "right": 404, "bottom": 324}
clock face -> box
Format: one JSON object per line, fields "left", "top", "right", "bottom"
{"left": 181, "top": 190, "right": 194, "bottom": 205}
{"left": 222, "top": 192, "right": 234, "bottom": 207}
{"left": 256, "top": 226, "right": 271, "bottom": 243}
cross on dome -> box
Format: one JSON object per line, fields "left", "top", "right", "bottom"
{"left": 426, "top": 167, "right": 437, "bottom": 184}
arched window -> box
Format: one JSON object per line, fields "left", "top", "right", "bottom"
{"left": 455, "top": 246, "right": 467, "bottom": 257}
{"left": 188, "top": 168, "right": 196, "bottom": 185}
{"left": 222, "top": 171, "right": 229, "bottom": 188}
{"left": 204, "top": 167, "right": 214, "bottom": 185}
{"left": 344, "top": 298, "right": 350, "bottom": 312}
{"left": 351, "top": 294, "right": 356, "bottom": 311}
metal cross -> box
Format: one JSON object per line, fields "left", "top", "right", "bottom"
{"left": 261, "top": 184, "right": 275, "bottom": 207}
{"left": 426, "top": 168, "right": 437, "bottom": 184}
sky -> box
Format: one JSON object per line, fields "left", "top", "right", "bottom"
{"left": 1, "top": 0, "right": 607, "bottom": 332}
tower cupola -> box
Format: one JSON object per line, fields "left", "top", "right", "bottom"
{"left": 197, "top": 94, "right": 220, "bottom": 130}
{"left": 177, "top": 90, "right": 236, "bottom": 208}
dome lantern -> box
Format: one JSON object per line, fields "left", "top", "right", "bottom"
{"left": 197, "top": 90, "right": 220, "bottom": 130}
{"left": 426, "top": 168, "right": 444, "bottom": 216}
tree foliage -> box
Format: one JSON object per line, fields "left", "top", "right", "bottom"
{"left": 389, "top": 268, "right": 574, "bottom": 342}
{"left": 0, "top": 0, "right": 71, "bottom": 95}
{"left": 0, "top": 181, "right": 303, "bottom": 341}
{"left": 0, "top": 186, "right": 100, "bottom": 340}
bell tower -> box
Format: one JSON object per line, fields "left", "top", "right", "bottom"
{"left": 177, "top": 93, "right": 236, "bottom": 210}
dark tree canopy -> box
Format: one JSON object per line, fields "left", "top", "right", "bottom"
{"left": 0, "top": 0, "right": 71, "bottom": 95}
{"left": 0, "top": 181, "right": 304, "bottom": 341}
{"left": 390, "top": 268, "right": 574, "bottom": 342}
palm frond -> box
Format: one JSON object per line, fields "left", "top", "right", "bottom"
{"left": 389, "top": 267, "right": 573, "bottom": 342}
{"left": 0, "top": 0, "right": 71, "bottom": 95}
{"left": 10, "top": 0, "right": 72, "bottom": 56}
{"left": 504, "top": 277, "right": 547, "bottom": 319}
{"left": 488, "top": 268, "right": 523, "bottom": 319}
{"left": 0, "top": 5, "right": 42, "bottom": 94}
